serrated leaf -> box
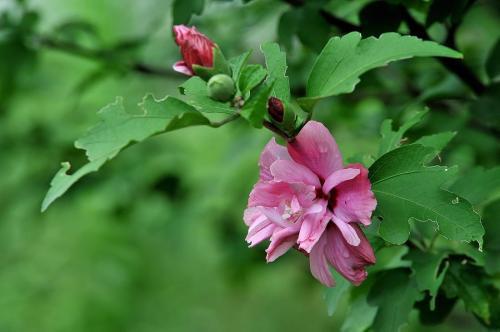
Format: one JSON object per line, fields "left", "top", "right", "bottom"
{"left": 229, "top": 50, "right": 252, "bottom": 85}
{"left": 406, "top": 250, "right": 449, "bottom": 310}
{"left": 369, "top": 144, "right": 484, "bottom": 246}
{"left": 261, "top": 42, "right": 291, "bottom": 101}
{"left": 341, "top": 280, "right": 378, "bottom": 332}
{"left": 368, "top": 269, "right": 423, "bottom": 332}
{"left": 378, "top": 110, "right": 427, "bottom": 157}
{"left": 324, "top": 270, "right": 351, "bottom": 316}
{"left": 240, "top": 81, "right": 274, "bottom": 128}
{"left": 442, "top": 261, "right": 494, "bottom": 324}
{"left": 42, "top": 96, "right": 210, "bottom": 211}
{"left": 238, "top": 64, "right": 267, "bottom": 97}
{"left": 449, "top": 166, "right": 500, "bottom": 207}
{"left": 172, "top": 0, "right": 204, "bottom": 24}
{"left": 301, "top": 32, "right": 462, "bottom": 106}
{"left": 179, "top": 76, "right": 235, "bottom": 114}
{"left": 414, "top": 131, "right": 456, "bottom": 152}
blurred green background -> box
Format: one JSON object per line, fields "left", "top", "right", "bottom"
{"left": 0, "top": 0, "right": 498, "bottom": 331}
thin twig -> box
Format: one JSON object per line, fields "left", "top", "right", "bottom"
{"left": 210, "top": 112, "right": 241, "bottom": 128}
{"left": 263, "top": 120, "right": 293, "bottom": 142}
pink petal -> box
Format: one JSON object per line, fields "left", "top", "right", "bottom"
{"left": 172, "top": 25, "right": 192, "bottom": 45}
{"left": 297, "top": 201, "right": 330, "bottom": 253}
{"left": 324, "top": 224, "right": 376, "bottom": 285}
{"left": 259, "top": 138, "right": 291, "bottom": 181}
{"left": 265, "top": 225, "right": 300, "bottom": 262}
{"left": 332, "top": 164, "right": 377, "bottom": 226}
{"left": 248, "top": 182, "right": 293, "bottom": 207}
{"left": 173, "top": 61, "right": 193, "bottom": 75}
{"left": 287, "top": 121, "right": 343, "bottom": 180}
{"left": 322, "top": 168, "right": 360, "bottom": 194}
{"left": 332, "top": 216, "right": 361, "bottom": 246}
{"left": 270, "top": 159, "right": 321, "bottom": 188}
{"left": 309, "top": 233, "right": 335, "bottom": 287}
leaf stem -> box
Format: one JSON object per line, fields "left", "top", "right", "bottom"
{"left": 209, "top": 112, "right": 241, "bottom": 128}
{"left": 263, "top": 120, "right": 293, "bottom": 142}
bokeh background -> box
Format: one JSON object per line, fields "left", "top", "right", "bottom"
{"left": 1, "top": 0, "right": 498, "bottom": 331}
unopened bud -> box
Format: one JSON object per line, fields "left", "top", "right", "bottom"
{"left": 207, "top": 74, "right": 235, "bottom": 102}
{"left": 267, "top": 97, "right": 284, "bottom": 122}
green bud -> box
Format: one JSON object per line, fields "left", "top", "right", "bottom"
{"left": 207, "top": 74, "right": 235, "bottom": 102}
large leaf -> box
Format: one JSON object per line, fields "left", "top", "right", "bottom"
{"left": 261, "top": 42, "right": 291, "bottom": 101}
{"left": 369, "top": 144, "right": 484, "bottom": 246}
{"left": 323, "top": 270, "right": 351, "bottom": 316}
{"left": 172, "top": 0, "right": 204, "bottom": 24}
{"left": 368, "top": 269, "right": 423, "bottom": 332}
{"left": 378, "top": 110, "right": 427, "bottom": 157}
{"left": 301, "top": 32, "right": 462, "bottom": 107}
{"left": 42, "top": 95, "right": 210, "bottom": 211}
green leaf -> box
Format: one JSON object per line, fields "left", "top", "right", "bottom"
{"left": 368, "top": 245, "right": 411, "bottom": 273}
{"left": 368, "top": 269, "right": 423, "bottom": 332}
{"left": 238, "top": 64, "right": 267, "bottom": 97}
{"left": 240, "top": 81, "right": 274, "bottom": 128}
{"left": 172, "top": 0, "right": 204, "bottom": 24}
{"left": 42, "top": 96, "right": 210, "bottom": 211}
{"left": 378, "top": 110, "right": 427, "bottom": 157}
{"left": 469, "top": 83, "right": 500, "bottom": 131}
{"left": 406, "top": 250, "right": 449, "bottom": 310}
{"left": 486, "top": 39, "right": 500, "bottom": 81}
{"left": 229, "top": 51, "right": 252, "bottom": 85}
{"left": 442, "top": 261, "right": 494, "bottom": 324}
{"left": 261, "top": 42, "right": 291, "bottom": 101}
{"left": 296, "top": 6, "right": 331, "bottom": 53}
{"left": 482, "top": 200, "right": 500, "bottom": 275}
{"left": 369, "top": 144, "right": 484, "bottom": 246}
{"left": 324, "top": 270, "right": 351, "bottom": 316}
{"left": 449, "top": 167, "right": 500, "bottom": 207}
{"left": 341, "top": 280, "right": 378, "bottom": 332}
{"left": 301, "top": 32, "right": 462, "bottom": 105}
{"left": 414, "top": 131, "right": 457, "bottom": 152}
{"left": 179, "top": 76, "right": 235, "bottom": 114}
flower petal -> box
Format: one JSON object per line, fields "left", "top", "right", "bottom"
{"left": 332, "top": 216, "right": 361, "bottom": 246}
{"left": 271, "top": 159, "right": 321, "bottom": 188}
{"left": 332, "top": 163, "right": 377, "bottom": 225}
{"left": 287, "top": 121, "right": 343, "bottom": 180}
{"left": 309, "top": 233, "right": 335, "bottom": 287}
{"left": 297, "top": 201, "right": 330, "bottom": 253}
{"left": 248, "top": 182, "right": 293, "bottom": 207}
{"left": 266, "top": 225, "right": 300, "bottom": 262}
{"left": 322, "top": 168, "right": 360, "bottom": 194}
{"left": 259, "top": 138, "right": 291, "bottom": 181}
{"left": 173, "top": 61, "right": 193, "bottom": 75}
{"left": 324, "top": 224, "right": 376, "bottom": 285}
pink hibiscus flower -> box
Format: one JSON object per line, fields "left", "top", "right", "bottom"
{"left": 172, "top": 25, "right": 215, "bottom": 76}
{"left": 244, "top": 121, "right": 377, "bottom": 287}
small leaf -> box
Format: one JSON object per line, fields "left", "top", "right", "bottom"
{"left": 324, "top": 270, "right": 351, "bottom": 316}
{"left": 406, "top": 250, "right": 449, "bottom": 310}
{"left": 368, "top": 246, "right": 411, "bottom": 273}
{"left": 378, "top": 110, "right": 427, "bottom": 157}
{"left": 369, "top": 144, "right": 484, "bottom": 246}
{"left": 261, "top": 42, "right": 291, "bottom": 101}
{"left": 301, "top": 32, "right": 462, "bottom": 107}
{"left": 229, "top": 50, "right": 252, "bottom": 85}
{"left": 42, "top": 96, "right": 210, "bottom": 211}
{"left": 180, "top": 76, "right": 235, "bottom": 114}
{"left": 368, "top": 269, "right": 424, "bottom": 332}
{"left": 240, "top": 81, "right": 274, "bottom": 128}
{"left": 172, "top": 0, "right": 204, "bottom": 25}
{"left": 238, "top": 64, "right": 267, "bottom": 97}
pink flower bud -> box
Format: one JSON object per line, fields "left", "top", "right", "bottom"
{"left": 267, "top": 97, "right": 284, "bottom": 123}
{"left": 172, "top": 25, "right": 215, "bottom": 76}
